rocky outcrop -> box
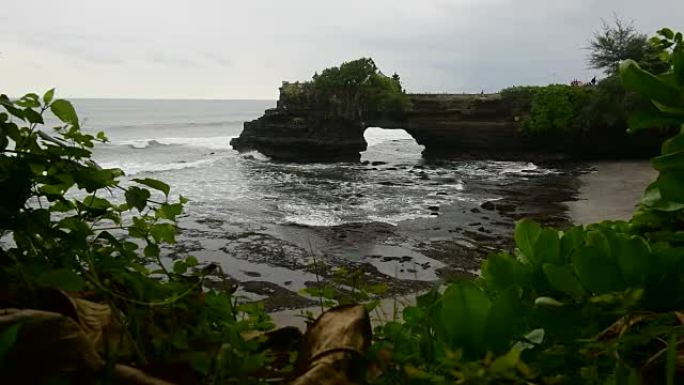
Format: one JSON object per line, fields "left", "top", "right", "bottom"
{"left": 230, "top": 89, "right": 665, "bottom": 162}
{"left": 230, "top": 107, "right": 367, "bottom": 162}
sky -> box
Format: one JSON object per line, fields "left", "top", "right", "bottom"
{"left": 1, "top": 0, "right": 682, "bottom": 99}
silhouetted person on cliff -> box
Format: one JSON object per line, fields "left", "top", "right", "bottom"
{"left": 591, "top": 76, "right": 597, "bottom": 86}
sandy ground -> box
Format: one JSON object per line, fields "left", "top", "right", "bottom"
{"left": 566, "top": 160, "right": 656, "bottom": 225}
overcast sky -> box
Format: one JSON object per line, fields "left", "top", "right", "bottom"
{"left": 1, "top": 0, "right": 681, "bottom": 99}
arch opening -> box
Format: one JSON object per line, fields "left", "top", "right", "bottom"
{"left": 361, "top": 126, "right": 425, "bottom": 164}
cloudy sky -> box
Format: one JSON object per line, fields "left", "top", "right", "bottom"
{"left": 1, "top": 0, "right": 681, "bottom": 99}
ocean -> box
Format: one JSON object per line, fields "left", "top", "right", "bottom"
{"left": 67, "top": 99, "right": 568, "bottom": 308}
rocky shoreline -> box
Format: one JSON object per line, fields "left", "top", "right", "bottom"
{"left": 171, "top": 159, "right": 596, "bottom": 312}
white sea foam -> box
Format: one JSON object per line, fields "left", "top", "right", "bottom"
{"left": 100, "top": 155, "right": 227, "bottom": 176}
{"left": 116, "top": 136, "right": 235, "bottom": 150}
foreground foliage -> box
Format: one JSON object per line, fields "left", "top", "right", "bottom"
{"left": 0, "top": 92, "right": 275, "bottom": 383}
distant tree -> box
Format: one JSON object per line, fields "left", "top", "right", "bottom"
{"left": 587, "top": 17, "right": 667, "bottom": 75}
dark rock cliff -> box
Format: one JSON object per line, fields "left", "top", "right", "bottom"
{"left": 230, "top": 89, "right": 665, "bottom": 162}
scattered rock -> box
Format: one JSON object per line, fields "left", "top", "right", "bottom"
{"left": 428, "top": 206, "right": 439, "bottom": 211}
{"left": 481, "top": 201, "right": 496, "bottom": 211}
{"left": 371, "top": 161, "right": 387, "bottom": 166}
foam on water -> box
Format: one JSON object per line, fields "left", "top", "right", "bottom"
{"left": 99, "top": 154, "right": 230, "bottom": 176}
{"left": 115, "top": 136, "right": 235, "bottom": 150}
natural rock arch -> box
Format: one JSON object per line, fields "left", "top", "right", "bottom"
{"left": 230, "top": 92, "right": 663, "bottom": 162}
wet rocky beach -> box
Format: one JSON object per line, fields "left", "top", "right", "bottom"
{"left": 170, "top": 158, "right": 593, "bottom": 312}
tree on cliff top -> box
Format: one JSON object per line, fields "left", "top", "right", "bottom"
{"left": 282, "top": 58, "right": 410, "bottom": 121}
{"left": 587, "top": 17, "right": 668, "bottom": 76}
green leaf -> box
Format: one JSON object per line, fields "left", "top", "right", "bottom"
{"left": 652, "top": 152, "right": 684, "bottom": 171}
{"left": 157, "top": 203, "right": 183, "bottom": 220}
{"left": 514, "top": 219, "right": 542, "bottom": 263}
{"left": 0, "top": 324, "right": 21, "bottom": 365}
{"left": 534, "top": 228, "right": 561, "bottom": 264}
{"left": 83, "top": 195, "right": 111, "bottom": 210}
{"left": 1, "top": 101, "right": 25, "bottom": 120}
{"left": 641, "top": 182, "right": 684, "bottom": 211}
{"left": 571, "top": 246, "right": 625, "bottom": 294}
{"left": 620, "top": 60, "right": 683, "bottom": 107}
{"left": 482, "top": 252, "right": 532, "bottom": 291}
{"left": 673, "top": 46, "right": 684, "bottom": 85}
{"left": 560, "top": 227, "right": 584, "bottom": 262}
{"left": 662, "top": 134, "right": 684, "bottom": 154}
{"left": 616, "top": 236, "right": 651, "bottom": 286}
{"left": 133, "top": 178, "right": 170, "bottom": 197}
{"left": 144, "top": 243, "right": 160, "bottom": 258}
{"left": 489, "top": 347, "right": 521, "bottom": 373}
{"left": 534, "top": 296, "right": 565, "bottom": 307}
{"left": 484, "top": 286, "right": 522, "bottom": 353}
{"left": 659, "top": 28, "right": 675, "bottom": 40}
{"left": 657, "top": 170, "right": 684, "bottom": 203}
{"left": 543, "top": 263, "right": 585, "bottom": 298}
{"left": 125, "top": 186, "right": 150, "bottom": 212}
{"left": 43, "top": 88, "right": 55, "bottom": 104}
{"left": 37, "top": 269, "right": 85, "bottom": 292}
{"left": 23, "top": 108, "right": 44, "bottom": 124}
{"left": 439, "top": 281, "right": 491, "bottom": 357}
{"left": 150, "top": 223, "right": 175, "bottom": 243}
{"left": 173, "top": 260, "right": 188, "bottom": 274}
{"left": 627, "top": 110, "right": 682, "bottom": 133}
{"left": 50, "top": 99, "right": 80, "bottom": 129}
{"left": 185, "top": 256, "right": 199, "bottom": 267}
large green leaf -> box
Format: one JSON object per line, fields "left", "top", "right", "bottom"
{"left": 514, "top": 219, "right": 542, "bottom": 263}
{"left": 439, "top": 281, "right": 491, "bottom": 357}
{"left": 125, "top": 186, "right": 150, "bottom": 212}
{"left": 571, "top": 246, "right": 625, "bottom": 294}
{"left": 657, "top": 170, "right": 684, "bottom": 203}
{"left": 543, "top": 263, "right": 585, "bottom": 298}
{"left": 150, "top": 223, "right": 176, "bottom": 243}
{"left": 662, "top": 134, "right": 684, "bottom": 154}
{"left": 483, "top": 286, "right": 523, "bottom": 353}
{"left": 673, "top": 46, "right": 684, "bottom": 85}
{"left": 560, "top": 227, "right": 585, "bottom": 263}
{"left": 482, "top": 252, "right": 532, "bottom": 291}
{"left": 627, "top": 110, "right": 682, "bottom": 133}
{"left": 36, "top": 269, "right": 85, "bottom": 292}
{"left": 0, "top": 324, "right": 21, "bottom": 366}
{"left": 620, "top": 60, "right": 683, "bottom": 107}
{"left": 534, "top": 229, "right": 561, "bottom": 264}
{"left": 133, "top": 177, "right": 170, "bottom": 197}
{"left": 50, "top": 99, "right": 80, "bottom": 129}
{"left": 616, "top": 236, "right": 651, "bottom": 286}
{"left": 43, "top": 88, "right": 55, "bottom": 104}
{"left": 652, "top": 152, "right": 684, "bottom": 171}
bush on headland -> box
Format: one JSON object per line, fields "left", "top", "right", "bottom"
{"left": 0, "top": 28, "right": 683, "bottom": 385}
{"left": 503, "top": 22, "right": 674, "bottom": 137}
{"left": 279, "top": 57, "right": 411, "bottom": 122}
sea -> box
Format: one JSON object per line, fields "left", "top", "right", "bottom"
{"left": 63, "top": 99, "right": 561, "bottom": 305}
{"left": 74, "top": 99, "right": 546, "bottom": 227}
